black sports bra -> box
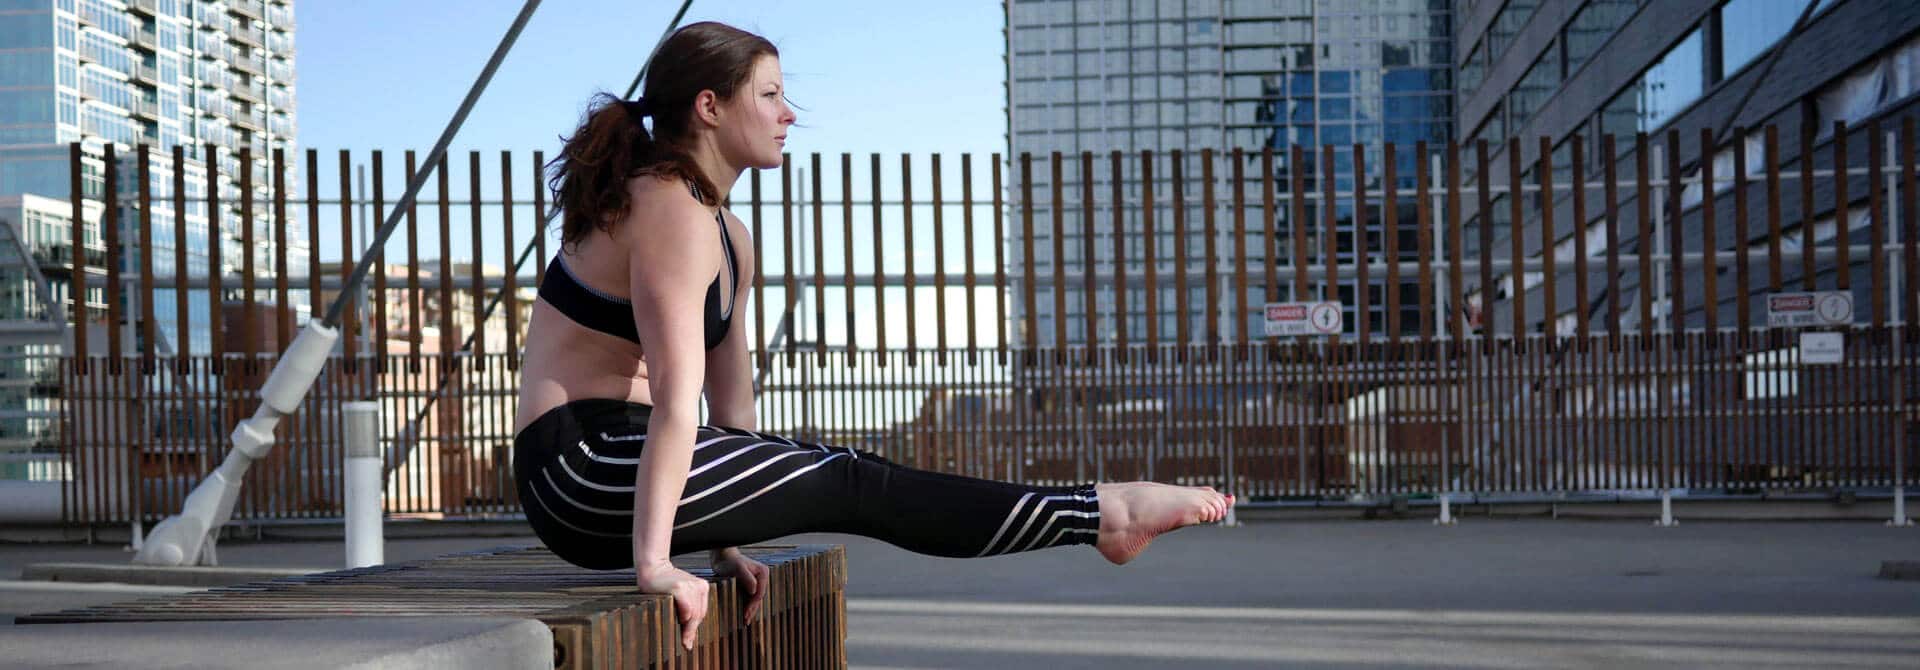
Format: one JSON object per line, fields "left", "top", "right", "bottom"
{"left": 538, "top": 197, "right": 739, "bottom": 351}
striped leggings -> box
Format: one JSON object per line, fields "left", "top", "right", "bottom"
{"left": 513, "top": 398, "right": 1101, "bottom": 570}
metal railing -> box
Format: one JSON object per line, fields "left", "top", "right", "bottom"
{"left": 33, "top": 117, "right": 1920, "bottom": 524}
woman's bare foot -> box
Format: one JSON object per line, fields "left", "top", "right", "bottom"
{"left": 1093, "top": 482, "right": 1233, "bottom": 565}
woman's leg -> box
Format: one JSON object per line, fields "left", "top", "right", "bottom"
{"left": 517, "top": 412, "right": 1228, "bottom": 570}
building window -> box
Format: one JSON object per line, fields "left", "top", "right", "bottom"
{"left": 1719, "top": 0, "right": 1815, "bottom": 81}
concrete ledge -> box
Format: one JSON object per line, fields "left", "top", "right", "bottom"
{"left": 22, "top": 562, "right": 321, "bottom": 588}
{"left": 1880, "top": 561, "right": 1920, "bottom": 580}
{"left": 0, "top": 616, "right": 552, "bottom": 670}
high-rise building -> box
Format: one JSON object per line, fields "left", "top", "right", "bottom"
{"left": 1454, "top": 0, "right": 1917, "bottom": 334}
{"left": 0, "top": 0, "right": 301, "bottom": 467}
{"left": 1005, "top": 0, "right": 1454, "bottom": 349}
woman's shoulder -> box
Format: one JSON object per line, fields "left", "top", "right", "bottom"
{"left": 623, "top": 175, "right": 709, "bottom": 230}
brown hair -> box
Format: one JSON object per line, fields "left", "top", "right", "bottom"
{"left": 547, "top": 21, "right": 778, "bottom": 248}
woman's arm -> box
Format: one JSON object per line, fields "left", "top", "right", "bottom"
{"left": 625, "top": 188, "right": 723, "bottom": 579}
{"left": 703, "top": 220, "right": 756, "bottom": 565}
{"left": 702, "top": 226, "right": 757, "bottom": 432}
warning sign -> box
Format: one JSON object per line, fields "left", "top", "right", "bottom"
{"left": 1766, "top": 291, "right": 1853, "bottom": 328}
{"left": 1265, "top": 301, "right": 1344, "bottom": 337}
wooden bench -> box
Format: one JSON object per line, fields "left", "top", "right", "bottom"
{"left": 19, "top": 544, "right": 846, "bottom": 669}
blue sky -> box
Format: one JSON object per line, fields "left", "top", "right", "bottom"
{"left": 295, "top": 1, "right": 1006, "bottom": 159}
{"left": 292, "top": 1, "right": 1011, "bottom": 348}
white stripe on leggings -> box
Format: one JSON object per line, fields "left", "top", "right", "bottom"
{"left": 686, "top": 439, "right": 784, "bottom": 479}
{"left": 674, "top": 453, "right": 848, "bottom": 530}
{"left": 990, "top": 491, "right": 1098, "bottom": 556}
{"left": 675, "top": 450, "right": 812, "bottom": 506}
{"left": 543, "top": 469, "right": 634, "bottom": 516}
{"left": 557, "top": 453, "right": 634, "bottom": 493}
{"left": 1014, "top": 510, "right": 1101, "bottom": 554}
{"left": 974, "top": 493, "right": 1034, "bottom": 557}
{"left": 527, "top": 483, "right": 628, "bottom": 538}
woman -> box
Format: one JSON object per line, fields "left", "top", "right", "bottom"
{"left": 513, "top": 21, "right": 1232, "bottom": 651}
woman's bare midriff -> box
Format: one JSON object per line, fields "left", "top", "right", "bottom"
{"left": 513, "top": 298, "right": 656, "bottom": 435}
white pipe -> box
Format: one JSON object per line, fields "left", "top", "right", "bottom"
{"left": 133, "top": 321, "right": 339, "bottom": 566}
{"left": 1656, "top": 489, "right": 1679, "bottom": 527}
{"left": 342, "top": 401, "right": 383, "bottom": 568}
{"left": 1892, "top": 487, "right": 1913, "bottom": 528}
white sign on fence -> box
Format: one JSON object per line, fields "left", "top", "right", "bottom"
{"left": 1766, "top": 291, "right": 1853, "bottom": 327}
{"left": 1264, "top": 301, "right": 1344, "bottom": 337}
{"left": 1799, "top": 331, "right": 1845, "bottom": 365}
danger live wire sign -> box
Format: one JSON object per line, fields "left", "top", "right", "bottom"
{"left": 1766, "top": 291, "right": 1853, "bottom": 328}
{"left": 1264, "top": 301, "right": 1343, "bottom": 337}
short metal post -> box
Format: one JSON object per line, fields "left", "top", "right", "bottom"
{"left": 343, "top": 401, "right": 384, "bottom": 568}
{"left": 1656, "top": 489, "right": 1679, "bottom": 527}
{"left": 1892, "top": 486, "right": 1913, "bottom": 527}
{"left": 1434, "top": 493, "right": 1457, "bottom": 526}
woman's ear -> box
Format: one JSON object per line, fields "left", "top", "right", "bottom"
{"left": 692, "top": 89, "right": 722, "bottom": 128}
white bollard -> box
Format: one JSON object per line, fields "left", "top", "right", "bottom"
{"left": 1655, "top": 489, "right": 1678, "bottom": 527}
{"left": 1434, "top": 493, "right": 1457, "bottom": 526}
{"left": 342, "top": 401, "right": 384, "bottom": 568}
{"left": 1892, "top": 486, "right": 1914, "bottom": 528}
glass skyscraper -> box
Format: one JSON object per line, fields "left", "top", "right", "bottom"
{"left": 0, "top": 0, "right": 301, "bottom": 468}
{"left": 1005, "top": 0, "right": 1453, "bottom": 347}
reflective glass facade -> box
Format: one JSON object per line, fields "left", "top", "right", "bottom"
{"left": 1007, "top": 0, "right": 1452, "bottom": 345}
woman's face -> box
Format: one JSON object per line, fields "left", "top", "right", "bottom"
{"left": 719, "top": 55, "right": 794, "bottom": 170}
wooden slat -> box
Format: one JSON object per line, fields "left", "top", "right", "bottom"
{"left": 900, "top": 154, "right": 917, "bottom": 360}
{"left": 105, "top": 144, "right": 123, "bottom": 371}
{"left": 1733, "top": 131, "right": 1752, "bottom": 333}
{"left": 1508, "top": 138, "right": 1525, "bottom": 339}
{"left": 1538, "top": 137, "right": 1556, "bottom": 338}
{"left": 1081, "top": 152, "right": 1099, "bottom": 364}
{"left": 1416, "top": 141, "right": 1435, "bottom": 341}
{"left": 468, "top": 152, "right": 487, "bottom": 365}
{"left": 1447, "top": 141, "right": 1464, "bottom": 343}
{"left": 272, "top": 148, "right": 291, "bottom": 347}
{"left": 1869, "top": 119, "right": 1887, "bottom": 332}
{"left": 1475, "top": 140, "right": 1494, "bottom": 350}
{"left": 936, "top": 154, "right": 952, "bottom": 363}
{"left": 173, "top": 146, "right": 191, "bottom": 365}
{"left": 1384, "top": 142, "right": 1401, "bottom": 342}
{"left": 1020, "top": 153, "right": 1037, "bottom": 363}
{"left": 1172, "top": 150, "right": 1190, "bottom": 355}
{"left": 1699, "top": 130, "right": 1718, "bottom": 333}
{"left": 335, "top": 150, "right": 354, "bottom": 365}
{"left": 1143, "top": 150, "right": 1158, "bottom": 360}
{"left": 1051, "top": 152, "right": 1067, "bottom": 358}
{"left": 1603, "top": 135, "right": 1621, "bottom": 343}
{"left": 1767, "top": 126, "right": 1786, "bottom": 293}
{"left": 1202, "top": 148, "right": 1220, "bottom": 348}
{"left": 1354, "top": 144, "right": 1371, "bottom": 345}
{"left": 69, "top": 143, "right": 88, "bottom": 367}
{"left": 1111, "top": 151, "right": 1128, "bottom": 359}
{"left": 1666, "top": 130, "right": 1685, "bottom": 337}
{"left": 1903, "top": 118, "right": 1918, "bottom": 339}
{"left": 1834, "top": 121, "right": 1852, "bottom": 291}
{"left": 1233, "top": 147, "right": 1250, "bottom": 348}
{"left": 993, "top": 154, "right": 1008, "bottom": 364}
{"left": 136, "top": 145, "right": 155, "bottom": 368}
{"left": 1636, "top": 133, "right": 1654, "bottom": 340}
{"left": 805, "top": 153, "right": 825, "bottom": 362}
{"left": 501, "top": 151, "right": 519, "bottom": 369}
{"left": 1802, "top": 112, "right": 1818, "bottom": 290}
{"left": 841, "top": 154, "right": 857, "bottom": 360}
{"left": 404, "top": 152, "right": 422, "bottom": 364}
{"left": 963, "top": 154, "right": 980, "bottom": 356}
{"left": 870, "top": 154, "right": 887, "bottom": 360}
{"left": 1570, "top": 136, "right": 1591, "bottom": 340}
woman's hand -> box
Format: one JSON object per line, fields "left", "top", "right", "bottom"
{"left": 636, "top": 558, "right": 709, "bottom": 650}
{"left": 710, "top": 548, "right": 770, "bottom": 626}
